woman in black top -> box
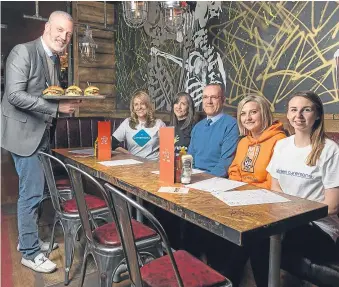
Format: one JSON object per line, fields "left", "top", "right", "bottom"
{"left": 170, "top": 92, "right": 196, "bottom": 148}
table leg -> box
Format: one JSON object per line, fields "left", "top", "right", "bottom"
{"left": 136, "top": 197, "right": 144, "bottom": 222}
{"left": 268, "top": 234, "right": 282, "bottom": 287}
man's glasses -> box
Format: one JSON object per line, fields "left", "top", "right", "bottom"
{"left": 202, "top": 95, "right": 221, "bottom": 101}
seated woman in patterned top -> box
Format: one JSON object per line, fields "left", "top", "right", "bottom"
{"left": 169, "top": 91, "right": 196, "bottom": 149}
{"left": 112, "top": 90, "right": 166, "bottom": 160}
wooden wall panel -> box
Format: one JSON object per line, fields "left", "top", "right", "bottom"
{"left": 78, "top": 67, "right": 115, "bottom": 83}
{"left": 77, "top": 99, "right": 116, "bottom": 117}
{"left": 77, "top": 2, "right": 114, "bottom": 26}
{"left": 78, "top": 27, "right": 114, "bottom": 40}
{"left": 78, "top": 53, "right": 115, "bottom": 69}
{"left": 72, "top": 1, "right": 116, "bottom": 116}
{"left": 79, "top": 83, "right": 115, "bottom": 97}
{"left": 92, "top": 39, "right": 115, "bottom": 54}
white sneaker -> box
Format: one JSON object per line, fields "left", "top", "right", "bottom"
{"left": 21, "top": 253, "right": 57, "bottom": 273}
{"left": 17, "top": 239, "right": 58, "bottom": 252}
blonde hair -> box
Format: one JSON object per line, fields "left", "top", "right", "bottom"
{"left": 129, "top": 90, "right": 156, "bottom": 130}
{"left": 237, "top": 94, "right": 273, "bottom": 136}
{"left": 287, "top": 91, "right": 326, "bottom": 166}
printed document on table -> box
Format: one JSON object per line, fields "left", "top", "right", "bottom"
{"left": 69, "top": 148, "right": 119, "bottom": 156}
{"left": 158, "top": 187, "right": 189, "bottom": 194}
{"left": 151, "top": 169, "right": 205, "bottom": 175}
{"left": 212, "top": 189, "right": 290, "bottom": 206}
{"left": 69, "top": 148, "right": 94, "bottom": 155}
{"left": 99, "top": 159, "right": 143, "bottom": 167}
{"left": 185, "top": 177, "right": 246, "bottom": 192}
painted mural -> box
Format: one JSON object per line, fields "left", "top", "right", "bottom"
{"left": 115, "top": 1, "right": 339, "bottom": 113}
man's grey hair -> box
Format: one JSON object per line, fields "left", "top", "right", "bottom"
{"left": 48, "top": 11, "right": 73, "bottom": 23}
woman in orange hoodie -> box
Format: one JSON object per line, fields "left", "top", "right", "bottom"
{"left": 228, "top": 94, "right": 286, "bottom": 188}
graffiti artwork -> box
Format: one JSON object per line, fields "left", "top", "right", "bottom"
{"left": 116, "top": 1, "right": 339, "bottom": 113}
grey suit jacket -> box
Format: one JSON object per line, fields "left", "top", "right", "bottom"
{"left": 1, "top": 38, "right": 59, "bottom": 156}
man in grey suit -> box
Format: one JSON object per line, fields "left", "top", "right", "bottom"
{"left": 1, "top": 11, "right": 78, "bottom": 273}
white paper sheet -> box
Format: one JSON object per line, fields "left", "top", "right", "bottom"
{"left": 158, "top": 187, "right": 189, "bottom": 194}
{"left": 212, "top": 189, "right": 290, "bottom": 206}
{"left": 185, "top": 177, "right": 246, "bottom": 192}
{"left": 98, "top": 159, "right": 143, "bottom": 167}
{"left": 69, "top": 148, "right": 94, "bottom": 155}
{"left": 151, "top": 169, "right": 205, "bottom": 175}
{"left": 69, "top": 149, "right": 120, "bottom": 156}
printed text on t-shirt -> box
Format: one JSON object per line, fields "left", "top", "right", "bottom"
{"left": 276, "top": 169, "right": 314, "bottom": 179}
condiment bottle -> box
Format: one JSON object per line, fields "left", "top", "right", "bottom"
{"left": 174, "top": 147, "right": 181, "bottom": 183}
{"left": 94, "top": 138, "right": 98, "bottom": 158}
{"left": 181, "top": 154, "right": 193, "bottom": 184}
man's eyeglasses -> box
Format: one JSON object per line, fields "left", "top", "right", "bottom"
{"left": 202, "top": 95, "right": 221, "bottom": 101}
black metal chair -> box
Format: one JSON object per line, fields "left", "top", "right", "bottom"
{"left": 105, "top": 183, "right": 233, "bottom": 287}
{"left": 38, "top": 151, "right": 112, "bottom": 285}
{"left": 66, "top": 164, "right": 163, "bottom": 287}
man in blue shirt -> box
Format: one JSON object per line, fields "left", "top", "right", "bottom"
{"left": 188, "top": 83, "right": 239, "bottom": 177}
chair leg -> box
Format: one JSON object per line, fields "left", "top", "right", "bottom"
{"left": 78, "top": 245, "right": 89, "bottom": 287}
{"left": 61, "top": 219, "right": 80, "bottom": 286}
{"left": 46, "top": 215, "right": 59, "bottom": 258}
{"left": 95, "top": 254, "right": 123, "bottom": 287}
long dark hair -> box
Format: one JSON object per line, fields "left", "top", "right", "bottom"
{"left": 287, "top": 90, "right": 326, "bottom": 166}
{"left": 170, "top": 92, "right": 195, "bottom": 130}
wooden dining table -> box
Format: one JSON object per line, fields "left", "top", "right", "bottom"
{"left": 53, "top": 148, "right": 328, "bottom": 287}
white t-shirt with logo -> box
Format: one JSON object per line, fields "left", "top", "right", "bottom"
{"left": 267, "top": 135, "right": 339, "bottom": 241}
{"left": 113, "top": 118, "right": 166, "bottom": 160}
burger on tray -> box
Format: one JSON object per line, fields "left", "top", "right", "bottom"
{"left": 43, "top": 86, "right": 64, "bottom": 96}
{"left": 84, "top": 85, "right": 100, "bottom": 96}
{"left": 65, "top": 85, "right": 83, "bottom": 96}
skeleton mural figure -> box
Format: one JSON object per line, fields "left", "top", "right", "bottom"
{"left": 146, "top": 1, "right": 227, "bottom": 111}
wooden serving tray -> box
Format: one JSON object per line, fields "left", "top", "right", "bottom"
{"left": 42, "top": 95, "right": 106, "bottom": 100}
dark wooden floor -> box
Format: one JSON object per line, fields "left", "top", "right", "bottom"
{"left": 1, "top": 148, "right": 313, "bottom": 287}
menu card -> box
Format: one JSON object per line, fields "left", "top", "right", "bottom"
{"left": 97, "top": 121, "right": 111, "bottom": 161}
{"left": 212, "top": 189, "right": 290, "bottom": 206}
{"left": 185, "top": 177, "right": 246, "bottom": 192}
{"left": 159, "top": 127, "right": 175, "bottom": 184}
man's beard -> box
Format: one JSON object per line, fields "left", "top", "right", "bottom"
{"left": 51, "top": 38, "right": 67, "bottom": 53}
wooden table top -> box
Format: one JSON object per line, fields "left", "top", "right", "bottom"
{"left": 54, "top": 148, "right": 328, "bottom": 246}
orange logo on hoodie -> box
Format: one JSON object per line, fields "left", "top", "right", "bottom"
{"left": 241, "top": 145, "right": 260, "bottom": 173}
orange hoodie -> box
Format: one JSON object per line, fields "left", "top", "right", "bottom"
{"left": 228, "top": 121, "right": 286, "bottom": 189}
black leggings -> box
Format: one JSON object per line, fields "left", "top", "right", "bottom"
{"left": 249, "top": 223, "right": 339, "bottom": 287}
{"left": 183, "top": 222, "right": 339, "bottom": 287}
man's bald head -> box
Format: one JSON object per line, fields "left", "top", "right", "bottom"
{"left": 43, "top": 11, "right": 73, "bottom": 54}
{"left": 48, "top": 11, "right": 73, "bottom": 24}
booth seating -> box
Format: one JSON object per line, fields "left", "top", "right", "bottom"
{"left": 51, "top": 117, "right": 126, "bottom": 149}
{"left": 50, "top": 117, "right": 339, "bottom": 287}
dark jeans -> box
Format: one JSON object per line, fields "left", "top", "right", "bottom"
{"left": 11, "top": 130, "right": 50, "bottom": 260}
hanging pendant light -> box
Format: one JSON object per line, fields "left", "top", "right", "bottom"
{"left": 78, "top": 25, "right": 98, "bottom": 63}
{"left": 122, "top": 1, "right": 148, "bottom": 29}
{"left": 162, "top": 1, "right": 185, "bottom": 33}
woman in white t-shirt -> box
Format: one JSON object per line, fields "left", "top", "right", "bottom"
{"left": 112, "top": 90, "right": 166, "bottom": 160}
{"left": 252, "top": 91, "right": 339, "bottom": 286}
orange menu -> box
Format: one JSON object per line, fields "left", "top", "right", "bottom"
{"left": 159, "top": 127, "right": 175, "bottom": 184}
{"left": 97, "top": 121, "right": 112, "bottom": 161}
